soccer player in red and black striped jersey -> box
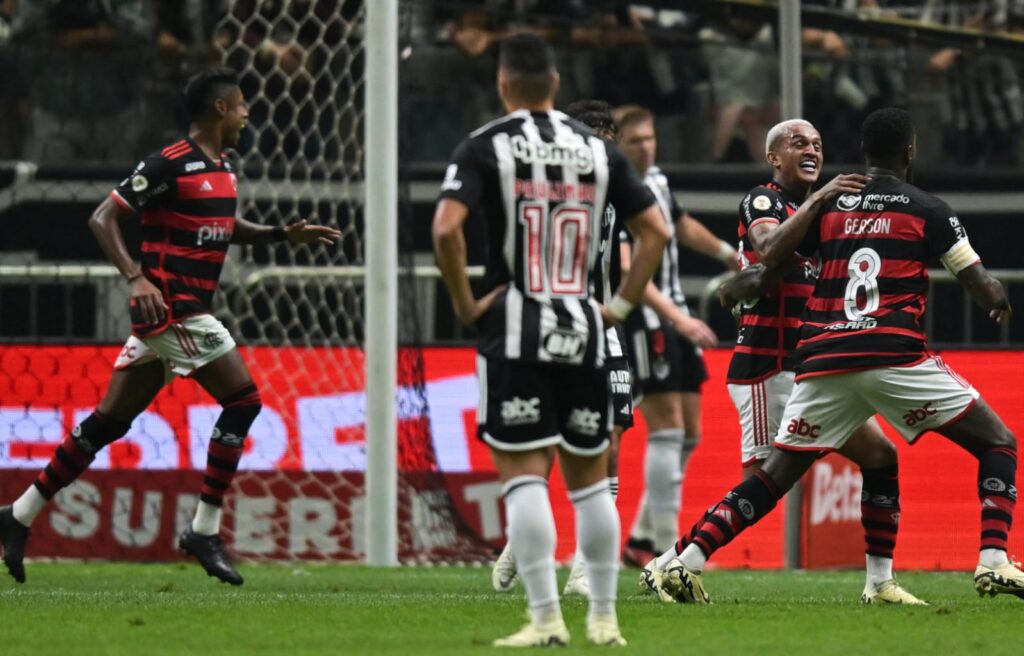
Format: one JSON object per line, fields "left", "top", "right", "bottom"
{"left": 641, "top": 119, "right": 923, "bottom": 605}
{"left": 0, "top": 67, "right": 340, "bottom": 586}
{"left": 660, "top": 108, "right": 1022, "bottom": 603}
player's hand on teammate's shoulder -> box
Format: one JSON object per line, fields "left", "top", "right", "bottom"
{"left": 812, "top": 173, "right": 869, "bottom": 204}
{"left": 673, "top": 312, "right": 718, "bottom": 349}
{"left": 284, "top": 219, "right": 342, "bottom": 245}
{"left": 128, "top": 275, "right": 168, "bottom": 325}
{"left": 457, "top": 285, "right": 506, "bottom": 328}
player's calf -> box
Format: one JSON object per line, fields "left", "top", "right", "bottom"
{"left": 1, "top": 411, "right": 130, "bottom": 583}
{"left": 180, "top": 383, "right": 261, "bottom": 585}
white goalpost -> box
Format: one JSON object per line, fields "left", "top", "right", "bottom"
{"left": 365, "top": 0, "right": 399, "bottom": 567}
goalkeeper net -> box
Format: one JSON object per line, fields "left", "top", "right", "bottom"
{"left": 0, "top": 0, "right": 491, "bottom": 564}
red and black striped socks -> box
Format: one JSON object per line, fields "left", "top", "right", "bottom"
{"left": 192, "top": 384, "right": 262, "bottom": 535}
{"left": 13, "top": 411, "right": 129, "bottom": 526}
{"left": 978, "top": 446, "right": 1017, "bottom": 566}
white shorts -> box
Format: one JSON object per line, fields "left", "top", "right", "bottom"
{"left": 728, "top": 371, "right": 795, "bottom": 466}
{"left": 114, "top": 314, "right": 236, "bottom": 383}
{"left": 775, "top": 356, "right": 980, "bottom": 452}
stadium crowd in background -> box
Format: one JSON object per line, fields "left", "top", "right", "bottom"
{"left": 3, "top": 1, "right": 1024, "bottom": 168}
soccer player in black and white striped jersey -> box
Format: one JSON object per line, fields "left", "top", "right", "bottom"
{"left": 611, "top": 106, "right": 738, "bottom": 567}
{"left": 489, "top": 99, "right": 638, "bottom": 599}
{"left": 433, "top": 34, "right": 669, "bottom": 647}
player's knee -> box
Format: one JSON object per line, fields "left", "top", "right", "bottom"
{"left": 862, "top": 438, "right": 898, "bottom": 469}
{"left": 213, "top": 383, "right": 262, "bottom": 445}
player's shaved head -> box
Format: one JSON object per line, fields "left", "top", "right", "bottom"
{"left": 184, "top": 66, "right": 241, "bottom": 122}
{"left": 565, "top": 99, "right": 617, "bottom": 140}
{"left": 862, "top": 108, "right": 915, "bottom": 161}
{"left": 498, "top": 33, "right": 558, "bottom": 105}
{"left": 765, "top": 119, "right": 816, "bottom": 155}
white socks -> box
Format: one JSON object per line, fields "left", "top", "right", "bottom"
{"left": 680, "top": 542, "right": 707, "bottom": 573}
{"left": 191, "top": 500, "right": 223, "bottom": 536}
{"left": 12, "top": 486, "right": 47, "bottom": 527}
{"left": 654, "top": 544, "right": 679, "bottom": 571}
{"left": 645, "top": 429, "right": 685, "bottom": 550}
{"left": 503, "top": 475, "right": 561, "bottom": 626}
{"left": 570, "top": 479, "right": 619, "bottom": 618}
{"left": 865, "top": 554, "right": 894, "bottom": 588}
{"left": 979, "top": 548, "right": 1010, "bottom": 568}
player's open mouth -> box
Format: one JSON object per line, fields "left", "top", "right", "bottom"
{"left": 799, "top": 159, "right": 818, "bottom": 173}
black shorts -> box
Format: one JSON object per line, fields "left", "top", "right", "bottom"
{"left": 477, "top": 356, "right": 611, "bottom": 455}
{"left": 606, "top": 356, "right": 634, "bottom": 429}
{"left": 627, "top": 313, "right": 709, "bottom": 397}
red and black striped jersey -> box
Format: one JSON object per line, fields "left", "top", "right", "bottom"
{"left": 793, "top": 172, "right": 976, "bottom": 379}
{"left": 726, "top": 182, "right": 818, "bottom": 383}
{"left": 110, "top": 137, "right": 237, "bottom": 338}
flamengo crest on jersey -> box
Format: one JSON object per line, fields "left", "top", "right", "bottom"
{"left": 793, "top": 173, "right": 974, "bottom": 379}
{"left": 438, "top": 110, "right": 654, "bottom": 368}
{"left": 727, "top": 182, "right": 818, "bottom": 383}
{"left": 110, "top": 137, "right": 238, "bottom": 338}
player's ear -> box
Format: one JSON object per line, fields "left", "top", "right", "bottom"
{"left": 497, "top": 67, "right": 511, "bottom": 108}
{"left": 906, "top": 137, "right": 915, "bottom": 164}
{"left": 549, "top": 71, "right": 560, "bottom": 100}
{"left": 213, "top": 96, "right": 228, "bottom": 119}
{"left": 766, "top": 150, "right": 779, "bottom": 168}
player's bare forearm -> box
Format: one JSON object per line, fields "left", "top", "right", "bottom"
{"left": 720, "top": 264, "right": 769, "bottom": 305}
{"left": 618, "top": 205, "right": 670, "bottom": 306}
{"left": 231, "top": 216, "right": 277, "bottom": 244}
{"left": 758, "top": 173, "right": 867, "bottom": 267}
{"left": 679, "top": 213, "right": 734, "bottom": 265}
{"left": 88, "top": 196, "right": 141, "bottom": 280}
{"left": 433, "top": 199, "right": 497, "bottom": 327}
{"left": 957, "top": 263, "right": 1012, "bottom": 323}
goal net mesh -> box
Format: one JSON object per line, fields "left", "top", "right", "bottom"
{"left": 0, "top": 0, "right": 491, "bottom": 564}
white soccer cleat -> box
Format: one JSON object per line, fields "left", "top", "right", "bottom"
{"left": 661, "top": 558, "right": 711, "bottom": 604}
{"left": 860, "top": 579, "right": 928, "bottom": 605}
{"left": 493, "top": 618, "right": 570, "bottom": 648}
{"left": 492, "top": 543, "right": 518, "bottom": 592}
{"left": 974, "top": 560, "right": 1024, "bottom": 599}
{"left": 586, "top": 614, "right": 627, "bottom": 647}
{"left": 639, "top": 559, "right": 675, "bottom": 603}
{"left": 563, "top": 556, "right": 590, "bottom": 596}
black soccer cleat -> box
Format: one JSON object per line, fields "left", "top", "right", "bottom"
{"left": 0, "top": 505, "right": 29, "bottom": 583}
{"left": 178, "top": 528, "right": 244, "bottom": 586}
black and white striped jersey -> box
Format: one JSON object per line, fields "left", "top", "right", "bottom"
{"left": 439, "top": 109, "right": 655, "bottom": 368}
{"left": 643, "top": 166, "right": 687, "bottom": 308}
{"left": 593, "top": 204, "right": 627, "bottom": 359}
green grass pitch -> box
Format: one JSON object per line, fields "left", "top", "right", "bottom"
{"left": 2, "top": 563, "right": 1022, "bottom": 655}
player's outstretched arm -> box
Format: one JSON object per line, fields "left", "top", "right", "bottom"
{"left": 956, "top": 263, "right": 1013, "bottom": 325}
{"left": 433, "top": 198, "right": 504, "bottom": 327}
{"left": 618, "top": 235, "right": 718, "bottom": 348}
{"left": 677, "top": 211, "right": 739, "bottom": 271}
{"left": 88, "top": 196, "right": 167, "bottom": 325}
{"left": 757, "top": 173, "right": 868, "bottom": 267}
{"left": 231, "top": 217, "right": 341, "bottom": 245}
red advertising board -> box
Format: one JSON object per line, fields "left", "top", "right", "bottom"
{"left": 1, "top": 345, "right": 1021, "bottom": 569}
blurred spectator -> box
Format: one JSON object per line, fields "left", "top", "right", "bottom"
{"left": 802, "top": 1, "right": 910, "bottom": 163}
{"left": 0, "top": 0, "right": 23, "bottom": 159}
{"left": 699, "top": 16, "right": 779, "bottom": 162}
{"left": 145, "top": 0, "right": 229, "bottom": 148}
{"left": 222, "top": 0, "right": 355, "bottom": 167}
{"left": 10, "top": 0, "right": 155, "bottom": 166}
{"left": 925, "top": 1, "right": 1024, "bottom": 166}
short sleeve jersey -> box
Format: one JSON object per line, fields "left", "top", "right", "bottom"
{"left": 726, "top": 181, "right": 818, "bottom": 383}
{"left": 793, "top": 172, "right": 977, "bottom": 379}
{"left": 111, "top": 137, "right": 238, "bottom": 337}
{"left": 438, "top": 109, "right": 655, "bottom": 368}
